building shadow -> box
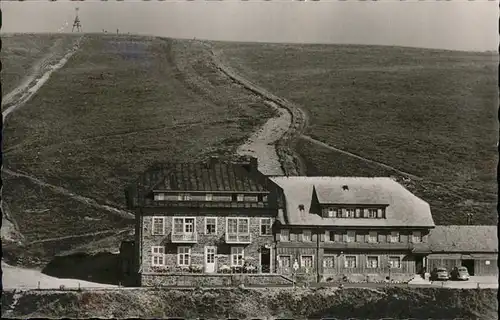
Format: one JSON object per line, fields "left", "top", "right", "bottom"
{"left": 42, "top": 252, "right": 121, "bottom": 285}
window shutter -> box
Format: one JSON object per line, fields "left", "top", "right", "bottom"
{"left": 409, "top": 233, "right": 414, "bottom": 243}
{"left": 290, "top": 232, "right": 297, "bottom": 242}
{"left": 323, "top": 231, "right": 328, "bottom": 242}
{"left": 341, "top": 208, "right": 346, "bottom": 218}
{"left": 343, "top": 233, "right": 347, "bottom": 242}
{"left": 365, "top": 233, "right": 369, "bottom": 243}
{"left": 334, "top": 233, "right": 340, "bottom": 242}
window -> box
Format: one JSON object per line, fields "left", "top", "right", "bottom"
{"left": 345, "top": 208, "right": 355, "bottom": 218}
{"left": 326, "top": 208, "right": 337, "bottom": 218}
{"left": 152, "top": 217, "right": 165, "bottom": 235}
{"left": 346, "top": 231, "right": 356, "bottom": 243}
{"left": 205, "top": 217, "right": 217, "bottom": 235}
{"left": 345, "top": 256, "right": 357, "bottom": 268}
{"left": 412, "top": 231, "right": 423, "bottom": 243}
{"left": 227, "top": 218, "right": 249, "bottom": 234}
{"left": 154, "top": 193, "right": 165, "bottom": 201}
{"left": 355, "top": 209, "right": 361, "bottom": 218}
{"left": 151, "top": 246, "right": 165, "bottom": 266}
{"left": 279, "top": 255, "right": 291, "bottom": 268}
{"left": 301, "top": 255, "right": 314, "bottom": 268}
{"left": 389, "top": 256, "right": 401, "bottom": 268}
{"left": 280, "top": 229, "right": 290, "bottom": 242}
{"left": 237, "top": 194, "right": 244, "bottom": 202}
{"left": 302, "top": 230, "right": 312, "bottom": 242}
{"left": 231, "top": 247, "right": 244, "bottom": 266}
{"left": 368, "top": 231, "right": 378, "bottom": 243}
{"left": 325, "top": 230, "right": 335, "bottom": 242}
{"left": 368, "top": 209, "right": 378, "bottom": 218}
{"left": 389, "top": 231, "right": 400, "bottom": 243}
{"left": 177, "top": 246, "right": 191, "bottom": 266}
{"left": 173, "top": 217, "right": 195, "bottom": 234}
{"left": 323, "top": 256, "right": 335, "bottom": 269}
{"left": 366, "top": 256, "right": 379, "bottom": 268}
{"left": 263, "top": 195, "right": 268, "bottom": 202}
{"left": 205, "top": 194, "right": 213, "bottom": 201}
{"left": 260, "top": 218, "right": 272, "bottom": 235}
{"left": 177, "top": 193, "right": 191, "bottom": 201}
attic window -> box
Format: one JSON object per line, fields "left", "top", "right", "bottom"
{"left": 298, "top": 204, "right": 305, "bottom": 212}
{"left": 342, "top": 185, "right": 349, "bottom": 191}
{"left": 154, "top": 193, "right": 165, "bottom": 201}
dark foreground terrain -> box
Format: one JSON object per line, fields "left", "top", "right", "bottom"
{"left": 1, "top": 287, "right": 498, "bottom": 319}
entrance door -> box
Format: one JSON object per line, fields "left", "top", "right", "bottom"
{"left": 461, "top": 259, "right": 475, "bottom": 276}
{"left": 260, "top": 247, "right": 271, "bottom": 273}
{"left": 205, "top": 246, "right": 216, "bottom": 273}
{"left": 415, "top": 256, "right": 424, "bottom": 275}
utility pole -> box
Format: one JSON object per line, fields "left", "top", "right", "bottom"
{"left": 72, "top": 7, "right": 82, "bottom": 32}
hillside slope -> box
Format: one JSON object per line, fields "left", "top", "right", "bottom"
{"left": 215, "top": 42, "right": 498, "bottom": 225}
{"left": 2, "top": 34, "right": 277, "bottom": 269}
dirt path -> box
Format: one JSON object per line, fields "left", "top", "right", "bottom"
{"left": 301, "top": 135, "right": 423, "bottom": 180}
{"left": 26, "top": 227, "right": 133, "bottom": 246}
{"left": 3, "top": 168, "right": 134, "bottom": 220}
{"left": 2, "top": 36, "right": 84, "bottom": 123}
{"left": 209, "top": 45, "right": 308, "bottom": 176}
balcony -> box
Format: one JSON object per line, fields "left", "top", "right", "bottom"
{"left": 171, "top": 232, "right": 198, "bottom": 243}
{"left": 225, "top": 232, "right": 252, "bottom": 244}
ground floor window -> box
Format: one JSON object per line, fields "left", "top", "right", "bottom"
{"left": 231, "top": 247, "right": 244, "bottom": 266}
{"left": 366, "top": 256, "right": 379, "bottom": 268}
{"left": 279, "top": 255, "right": 291, "bottom": 268}
{"left": 177, "top": 246, "right": 191, "bottom": 266}
{"left": 345, "top": 255, "right": 357, "bottom": 268}
{"left": 389, "top": 256, "right": 401, "bottom": 268}
{"left": 323, "top": 255, "right": 335, "bottom": 269}
{"left": 301, "top": 255, "right": 314, "bottom": 269}
{"left": 151, "top": 246, "right": 165, "bottom": 266}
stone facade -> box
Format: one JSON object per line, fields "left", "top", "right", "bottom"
{"left": 140, "top": 214, "right": 276, "bottom": 274}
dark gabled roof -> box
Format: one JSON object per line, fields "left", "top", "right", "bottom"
{"left": 127, "top": 157, "right": 270, "bottom": 208}
{"left": 152, "top": 162, "right": 267, "bottom": 192}
{"left": 270, "top": 176, "right": 435, "bottom": 227}
{"left": 428, "top": 226, "right": 498, "bottom": 253}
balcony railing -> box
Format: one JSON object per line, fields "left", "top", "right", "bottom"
{"left": 171, "top": 232, "right": 198, "bottom": 243}
{"left": 225, "top": 232, "right": 252, "bottom": 244}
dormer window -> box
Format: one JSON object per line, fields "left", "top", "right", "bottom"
{"left": 298, "top": 204, "right": 305, "bottom": 212}
{"left": 177, "top": 193, "right": 191, "bottom": 201}
{"left": 326, "top": 207, "right": 336, "bottom": 218}
{"left": 345, "top": 208, "right": 355, "bottom": 218}
{"left": 154, "top": 193, "right": 165, "bottom": 201}
{"left": 342, "top": 185, "right": 349, "bottom": 191}
{"left": 368, "top": 209, "right": 377, "bottom": 218}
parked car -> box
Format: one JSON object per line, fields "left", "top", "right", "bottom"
{"left": 450, "top": 266, "right": 470, "bottom": 281}
{"left": 431, "top": 267, "right": 450, "bottom": 281}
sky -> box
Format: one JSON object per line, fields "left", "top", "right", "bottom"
{"left": 1, "top": 1, "right": 498, "bottom": 52}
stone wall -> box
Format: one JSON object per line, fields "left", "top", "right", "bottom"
{"left": 141, "top": 273, "right": 292, "bottom": 287}
{"left": 321, "top": 273, "right": 415, "bottom": 284}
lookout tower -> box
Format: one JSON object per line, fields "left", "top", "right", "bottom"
{"left": 72, "top": 7, "right": 82, "bottom": 32}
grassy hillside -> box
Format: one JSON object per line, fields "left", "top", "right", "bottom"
{"left": 2, "top": 34, "right": 276, "bottom": 266}
{"left": 216, "top": 42, "right": 498, "bottom": 225}
{"left": 1, "top": 34, "right": 80, "bottom": 103}
{"left": 2, "top": 287, "right": 498, "bottom": 319}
